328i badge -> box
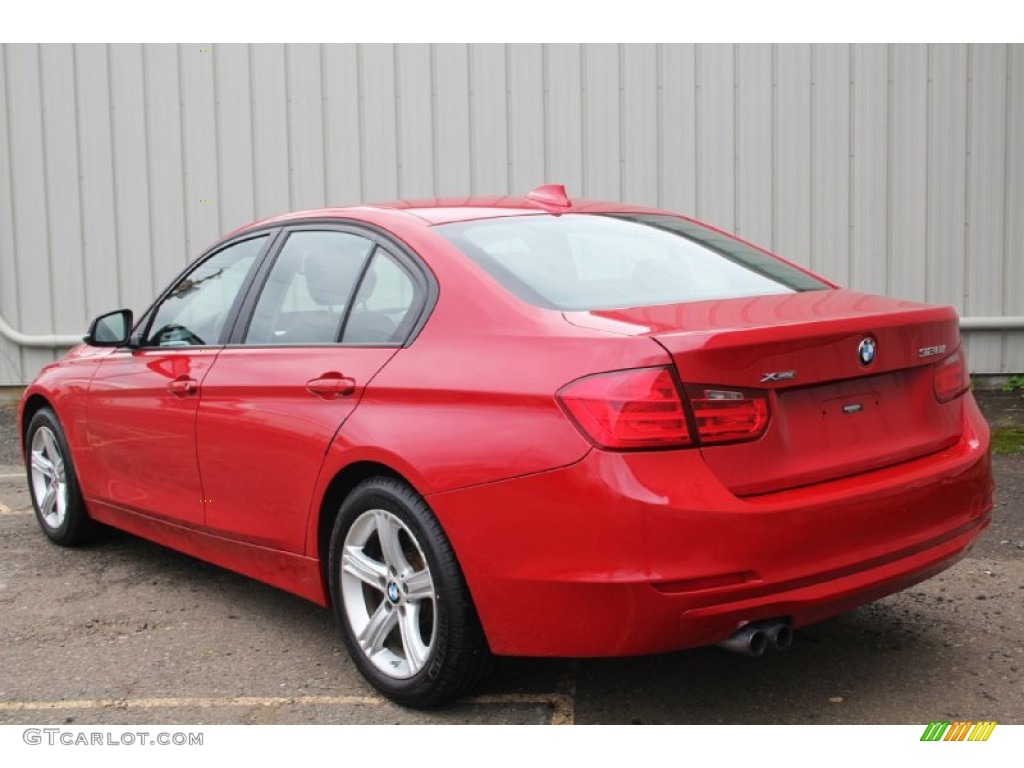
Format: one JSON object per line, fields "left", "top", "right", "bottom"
{"left": 19, "top": 185, "right": 993, "bottom": 707}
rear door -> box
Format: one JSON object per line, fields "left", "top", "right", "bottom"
{"left": 85, "top": 234, "right": 271, "bottom": 525}
{"left": 196, "top": 227, "right": 428, "bottom": 552}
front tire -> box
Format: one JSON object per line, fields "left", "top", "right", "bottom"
{"left": 25, "top": 407, "right": 95, "bottom": 546}
{"left": 328, "top": 477, "right": 493, "bottom": 707}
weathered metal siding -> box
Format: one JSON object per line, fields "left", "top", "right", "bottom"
{"left": 1, "top": 43, "right": 1022, "bottom": 384}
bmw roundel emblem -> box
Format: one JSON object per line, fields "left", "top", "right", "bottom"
{"left": 858, "top": 337, "right": 877, "bottom": 367}
{"left": 387, "top": 582, "right": 400, "bottom": 604}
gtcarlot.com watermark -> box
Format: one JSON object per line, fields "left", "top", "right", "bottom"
{"left": 23, "top": 728, "right": 203, "bottom": 747}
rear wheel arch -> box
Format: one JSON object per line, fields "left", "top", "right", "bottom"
{"left": 317, "top": 461, "right": 413, "bottom": 594}
{"left": 323, "top": 470, "right": 496, "bottom": 706}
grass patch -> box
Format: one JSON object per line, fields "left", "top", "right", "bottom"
{"left": 992, "top": 427, "right": 1024, "bottom": 455}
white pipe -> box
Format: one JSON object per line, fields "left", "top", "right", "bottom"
{"left": 0, "top": 314, "right": 82, "bottom": 349}
{"left": 959, "top": 316, "right": 1024, "bottom": 331}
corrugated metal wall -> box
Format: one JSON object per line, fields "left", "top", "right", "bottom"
{"left": 1, "top": 43, "right": 1022, "bottom": 385}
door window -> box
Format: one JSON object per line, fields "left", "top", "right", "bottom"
{"left": 144, "top": 235, "right": 268, "bottom": 347}
{"left": 244, "top": 231, "right": 374, "bottom": 345}
{"left": 342, "top": 250, "right": 418, "bottom": 345}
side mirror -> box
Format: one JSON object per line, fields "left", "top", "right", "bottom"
{"left": 85, "top": 309, "right": 134, "bottom": 347}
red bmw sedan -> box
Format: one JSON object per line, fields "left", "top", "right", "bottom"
{"left": 19, "top": 185, "right": 993, "bottom": 706}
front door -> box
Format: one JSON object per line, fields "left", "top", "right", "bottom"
{"left": 85, "top": 234, "right": 270, "bottom": 526}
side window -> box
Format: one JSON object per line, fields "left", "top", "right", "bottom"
{"left": 342, "top": 250, "right": 418, "bottom": 345}
{"left": 144, "top": 235, "right": 267, "bottom": 347}
{"left": 245, "top": 231, "right": 373, "bottom": 345}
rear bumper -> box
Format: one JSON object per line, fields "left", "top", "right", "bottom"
{"left": 429, "top": 396, "right": 993, "bottom": 657}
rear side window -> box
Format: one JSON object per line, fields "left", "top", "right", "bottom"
{"left": 342, "top": 251, "right": 419, "bottom": 345}
{"left": 244, "top": 231, "right": 373, "bottom": 345}
{"left": 435, "top": 214, "right": 828, "bottom": 311}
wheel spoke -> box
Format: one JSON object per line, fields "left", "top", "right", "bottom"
{"left": 41, "top": 429, "right": 58, "bottom": 462}
{"left": 404, "top": 568, "right": 434, "bottom": 602}
{"left": 375, "top": 512, "right": 411, "bottom": 573}
{"left": 31, "top": 451, "right": 53, "bottom": 476}
{"left": 54, "top": 481, "right": 66, "bottom": 521}
{"left": 342, "top": 548, "right": 387, "bottom": 589}
{"left": 398, "top": 605, "right": 429, "bottom": 674}
{"left": 358, "top": 600, "right": 397, "bottom": 654}
{"left": 40, "top": 484, "right": 57, "bottom": 517}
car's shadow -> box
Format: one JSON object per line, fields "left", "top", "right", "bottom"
{"left": 491, "top": 603, "right": 956, "bottom": 718}
{"left": 74, "top": 528, "right": 977, "bottom": 724}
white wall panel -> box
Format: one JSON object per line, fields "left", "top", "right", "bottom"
{"left": 774, "top": 44, "right": 812, "bottom": 266}
{"left": 2, "top": 43, "right": 1023, "bottom": 384}
{"left": 925, "top": 45, "right": 968, "bottom": 311}
{"left": 621, "top": 45, "right": 658, "bottom": 205}
{"left": 179, "top": 43, "right": 219, "bottom": 262}
{"left": 359, "top": 44, "right": 399, "bottom": 202}
{"left": 659, "top": 44, "right": 697, "bottom": 215}
{"left": 5, "top": 44, "right": 56, "bottom": 378}
{"left": 396, "top": 44, "right": 434, "bottom": 199}
{"left": 964, "top": 44, "right": 1008, "bottom": 373}
{"left": 850, "top": 44, "right": 889, "bottom": 296}
{"left": 735, "top": 44, "right": 773, "bottom": 245}
{"left": 322, "top": 44, "right": 362, "bottom": 206}
{"left": 1005, "top": 46, "right": 1024, "bottom": 371}
{"left": 507, "top": 44, "right": 545, "bottom": 194}
{"left": 810, "top": 44, "right": 850, "bottom": 284}
{"left": 39, "top": 45, "right": 86, "bottom": 340}
{"left": 0, "top": 45, "right": 26, "bottom": 383}
{"left": 888, "top": 45, "right": 929, "bottom": 304}
{"left": 582, "top": 44, "right": 621, "bottom": 201}
{"left": 250, "top": 43, "right": 290, "bottom": 218}
{"left": 468, "top": 44, "right": 508, "bottom": 195}
{"left": 74, "top": 45, "right": 120, "bottom": 319}
{"left": 433, "top": 45, "right": 472, "bottom": 198}
{"left": 286, "top": 44, "right": 326, "bottom": 212}
{"left": 545, "top": 44, "right": 583, "bottom": 197}
{"left": 144, "top": 44, "right": 189, "bottom": 289}
{"left": 213, "top": 44, "right": 255, "bottom": 235}
{"left": 109, "top": 43, "right": 154, "bottom": 312}
{"left": 696, "top": 44, "right": 735, "bottom": 231}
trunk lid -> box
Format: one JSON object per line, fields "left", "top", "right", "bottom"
{"left": 566, "top": 290, "right": 965, "bottom": 495}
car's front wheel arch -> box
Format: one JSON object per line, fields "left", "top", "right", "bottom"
{"left": 19, "top": 393, "right": 53, "bottom": 459}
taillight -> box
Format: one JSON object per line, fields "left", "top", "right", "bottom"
{"left": 556, "top": 367, "right": 692, "bottom": 449}
{"left": 685, "top": 386, "right": 770, "bottom": 444}
{"left": 557, "top": 368, "right": 773, "bottom": 450}
{"left": 933, "top": 348, "right": 970, "bottom": 403}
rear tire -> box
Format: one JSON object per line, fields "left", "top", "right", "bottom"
{"left": 25, "top": 407, "right": 95, "bottom": 546}
{"left": 328, "top": 477, "right": 494, "bottom": 707}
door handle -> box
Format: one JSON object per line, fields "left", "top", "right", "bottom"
{"left": 167, "top": 377, "right": 198, "bottom": 396}
{"left": 306, "top": 373, "right": 357, "bottom": 398}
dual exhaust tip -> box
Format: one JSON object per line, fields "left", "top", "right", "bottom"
{"left": 717, "top": 620, "right": 794, "bottom": 657}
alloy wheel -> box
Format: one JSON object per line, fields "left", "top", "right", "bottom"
{"left": 340, "top": 509, "right": 437, "bottom": 679}
{"left": 30, "top": 425, "right": 68, "bottom": 531}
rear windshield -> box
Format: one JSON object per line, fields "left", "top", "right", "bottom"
{"left": 435, "top": 213, "right": 828, "bottom": 311}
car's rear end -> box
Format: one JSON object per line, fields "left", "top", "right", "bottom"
{"left": 427, "top": 208, "right": 993, "bottom": 657}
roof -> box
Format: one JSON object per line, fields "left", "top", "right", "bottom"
{"left": 226, "top": 187, "right": 667, "bottom": 239}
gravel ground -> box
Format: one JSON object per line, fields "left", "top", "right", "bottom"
{"left": 0, "top": 392, "right": 1021, "bottom": 725}
{"left": 0, "top": 403, "right": 20, "bottom": 467}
